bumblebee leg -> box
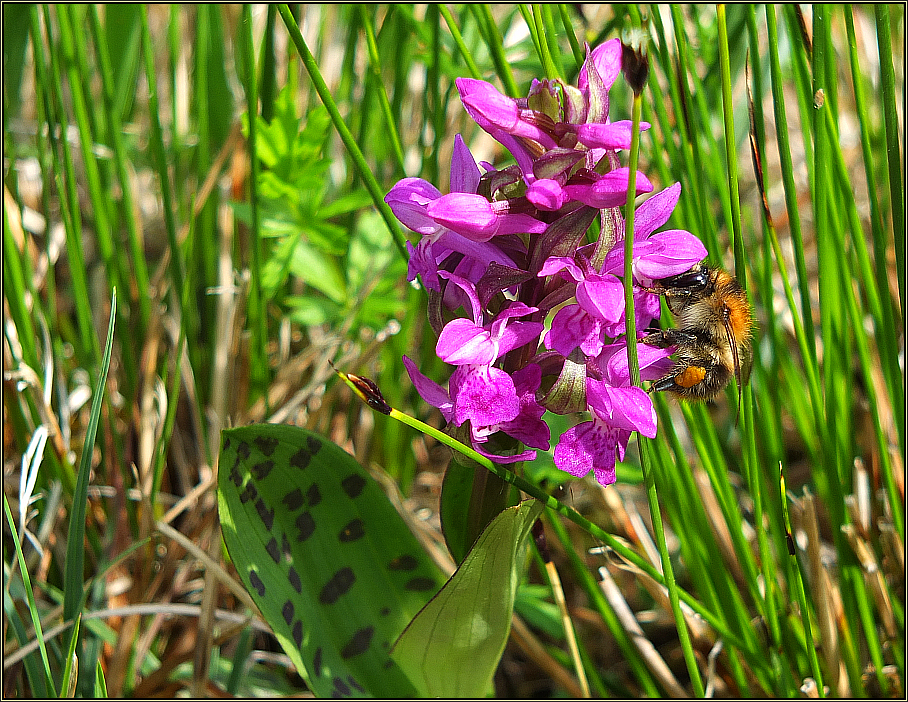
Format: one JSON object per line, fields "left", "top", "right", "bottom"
{"left": 649, "top": 360, "right": 731, "bottom": 401}
{"left": 641, "top": 328, "right": 700, "bottom": 349}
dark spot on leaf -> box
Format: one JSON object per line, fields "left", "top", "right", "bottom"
{"left": 388, "top": 554, "right": 418, "bottom": 571}
{"left": 290, "top": 446, "right": 313, "bottom": 469}
{"left": 240, "top": 483, "right": 258, "bottom": 504}
{"left": 266, "top": 537, "right": 281, "bottom": 564}
{"left": 248, "top": 569, "right": 265, "bottom": 597}
{"left": 339, "top": 518, "right": 365, "bottom": 542}
{"left": 254, "top": 436, "right": 279, "bottom": 456}
{"left": 383, "top": 659, "right": 394, "bottom": 669}
{"left": 405, "top": 576, "right": 437, "bottom": 592}
{"left": 295, "top": 512, "right": 316, "bottom": 541}
{"left": 307, "top": 435, "right": 322, "bottom": 454}
{"left": 251, "top": 459, "right": 275, "bottom": 480}
{"left": 229, "top": 465, "right": 243, "bottom": 487}
{"left": 282, "top": 532, "right": 292, "bottom": 560}
{"left": 319, "top": 566, "right": 355, "bottom": 604}
{"left": 283, "top": 488, "right": 304, "bottom": 511}
{"left": 306, "top": 482, "right": 322, "bottom": 507}
{"left": 293, "top": 620, "right": 303, "bottom": 648}
{"left": 223, "top": 437, "right": 231, "bottom": 451}
{"left": 341, "top": 473, "right": 367, "bottom": 498}
{"left": 348, "top": 677, "right": 365, "bottom": 693}
{"left": 333, "top": 677, "right": 351, "bottom": 696}
{"left": 313, "top": 647, "right": 323, "bottom": 677}
{"left": 288, "top": 566, "right": 302, "bottom": 593}
{"left": 380, "top": 606, "right": 390, "bottom": 616}
{"left": 340, "top": 626, "right": 374, "bottom": 659}
{"left": 255, "top": 499, "right": 275, "bottom": 531}
{"left": 237, "top": 442, "right": 251, "bottom": 459}
{"left": 282, "top": 600, "right": 295, "bottom": 625}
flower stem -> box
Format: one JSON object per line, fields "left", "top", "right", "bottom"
{"left": 623, "top": 27, "right": 705, "bottom": 697}
{"left": 332, "top": 364, "right": 754, "bottom": 655}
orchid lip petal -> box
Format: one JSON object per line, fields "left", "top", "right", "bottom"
{"left": 452, "top": 365, "right": 520, "bottom": 427}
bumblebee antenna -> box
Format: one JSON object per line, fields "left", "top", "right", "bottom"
{"left": 723, "top": 310, "right": 743, "bottom": 426}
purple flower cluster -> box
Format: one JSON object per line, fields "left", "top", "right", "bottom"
{"left": 386, "top": 41, "right": 706, "bottom": 486}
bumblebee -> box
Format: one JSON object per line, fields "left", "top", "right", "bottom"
{"left": 641, "top": 263, "right": 753, "bottom": 404}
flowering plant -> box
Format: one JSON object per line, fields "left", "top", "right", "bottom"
{"left": 386, "top": 40, "right": 706, "bottom": 486}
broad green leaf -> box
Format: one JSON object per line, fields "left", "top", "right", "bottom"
{"left": 285, "top": 295, "right": 340, "bottom": 327}
{"left": 218, "top": 424, "right": 445, "bottom": 698}
{"left": 392, "top": 499, "right": 544, "bottom": 697}
{"left": 439, "top": 458, "right": 474, "bottom": 564}
{"left": 289, "top": 240, "right": 347, "bottom": 303}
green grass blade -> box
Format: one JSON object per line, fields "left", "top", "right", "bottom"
{"left": 874, "top": 5, "right": 904, "bottom": 316}
{"left": 63, "top": 290, "right": 117, "bottom": 624}
{"left": 139, "top": 6, "right": 184, "bottom": 299}
{"left": 358, "top": 6, "right": 406, "bottom": 173}
{"left": 88, "top": 5, "right": 151, "bottom": 332}
{"left": 239, "top": 3, "right": 269, "bottom": 401}
{"left": 58, "top": 613, "right": 82, "bottom": 697}
{"left": 56, "top": 7, "right": 124, "bottom": 320}
{"left": 93, "top": 659, "right": 108, "bottom": 698}
{"left": 4, "top": 495, "right": 56, "bottom": 695}
{"left": 35, "top": 5, "right": 100, "bottom": 365}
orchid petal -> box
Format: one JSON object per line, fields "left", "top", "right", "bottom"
{"left": 437, "top": 318, "right": 498, "bottom": 366}
{"left": 553, "top": 418, "right": 619, "bottom": 486}
{"left": 450, "top": 134, "right": 481, "bottom": 194}
{"left": 633, "top": 182, "right": 681, "bottom": 239}
{"left": 385, "top": 177, "right": 444, "bottom": 235}
{"left": 402, "top": 355, "right": 455, "bottom": 422}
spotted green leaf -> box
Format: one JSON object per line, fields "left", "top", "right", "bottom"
{"left": 218, "top": 424, "right": 445, "bottom": 698}
{"left": 392, "top": 498, "right": 544, "bottom": 697}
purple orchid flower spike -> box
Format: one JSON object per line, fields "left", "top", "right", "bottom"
{"left": 385, "top": 40, "right": 717, "bottom": 481}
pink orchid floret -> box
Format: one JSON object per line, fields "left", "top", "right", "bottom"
{"left": 386, "top": 135, "right": 522, "bottom": 289}
{"left": 401, "top": 357, "right": 548, "bottom": 463}
{"left": 426, "top": 193, "right": 547, "bottom": 242}
{"left": 577, "top": 38, "right": 623, "bottom": 93}
{"left": 456, "top": 77, "right": 558, "bottom": 150}
{"left": 573, "top": 120, "right": 652, "bottom": 151}
{"left": 552, "top": 341, "right": 670, "bottom": 486}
